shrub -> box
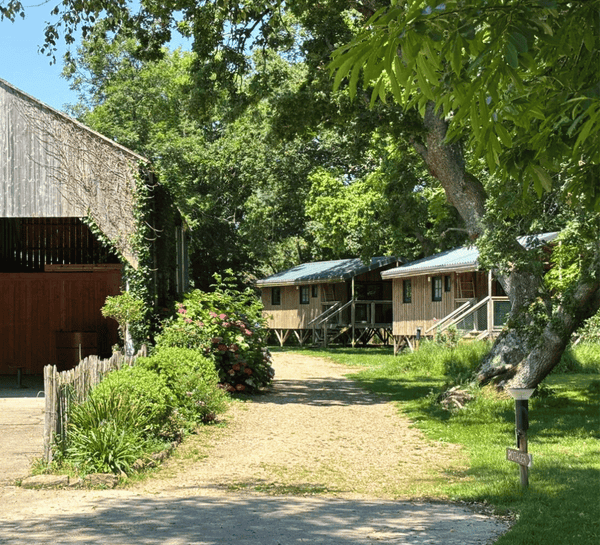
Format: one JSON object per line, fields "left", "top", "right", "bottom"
{"left": 101, "top": 292, "right": 146, "bottom": 352}
{"left": 137, "top": 347, "right": 229, "bottom": 424}
{"left": 88, "top": 366, "right": 174, "bottom": 436}
{"left": 155, "top": 272, "right": 274, "bottom": 393}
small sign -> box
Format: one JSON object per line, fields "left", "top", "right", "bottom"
{"left": 506, "top": 448, "right": 533, "bottom": 467}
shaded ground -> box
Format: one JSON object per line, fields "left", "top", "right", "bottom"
{"left": 0, "top": 352, "right": 509, "bottom": 544}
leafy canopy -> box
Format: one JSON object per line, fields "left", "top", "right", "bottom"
{"left": 330, "top": 0, "right": 600, "bottom": 208}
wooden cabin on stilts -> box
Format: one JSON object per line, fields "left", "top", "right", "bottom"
{"left": 257, "top": 257, "right": 400, "bottom": 347}
{"left": 382, "top": 233, "right": 558, "bottom": 354}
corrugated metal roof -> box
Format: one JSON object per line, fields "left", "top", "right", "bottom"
{"left": 382, "top": 232, "right": 559, "bottom": 279}
{"left": 256, "top": 256, "right": 399, "bottom": 287}
{"left": 382, "top": 246, "right": 479, "bottom": 279}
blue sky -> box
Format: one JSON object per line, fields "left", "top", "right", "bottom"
{"left": 0, "top": 5, "right": 79, "bottom": 112}
{"left": 1, "top": 6, "right": 191, "bottom": 113}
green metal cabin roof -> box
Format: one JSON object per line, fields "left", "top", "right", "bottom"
{"left": 382, "top": 232, "right": 558, "bottom": 279}
{"left": 256, "top": 257, "right": 399, "bottom": 287}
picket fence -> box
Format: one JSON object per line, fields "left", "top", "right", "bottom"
{"left": 43, "top": 347, "right": 147, "bottom": 462}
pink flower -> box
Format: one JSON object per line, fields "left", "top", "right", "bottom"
{"left": 219, "top": 313, "right": 227, "bottom": 320}
{"left": 244, "top": 329, "right": 253, "bottom": 336}
{"left": 209, "top": 311, "right": 218, "bottom": 318}
{"left": 177, "top": 306, "right": 187, "bottom": 314}
{"left": 184, "top": 318, "right": 192, "bottom": 324}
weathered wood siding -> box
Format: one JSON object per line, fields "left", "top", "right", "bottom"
{"left": 261, "top": 283, "right": 348, "bottom": 329}
{"left": 0, "top": 270, "right": 121, "bottom": 374}
{"left": 0, "top": 79, "right": 144, "bottom": 267}
{"left": 391, "top": 274, "right": 456, "bottom": 336}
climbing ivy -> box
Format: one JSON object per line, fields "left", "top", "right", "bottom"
{"left": 83, "top": 161, "right": 158, "bottom": 349}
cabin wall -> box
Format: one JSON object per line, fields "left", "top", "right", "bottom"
{"left": 391, "top": 273, "right": 456, "bottom": 336}
{"left": 261, "top": 282, "right": 349, "bottom": 329}
{"left": 0, "top": 270, "right": 121, "bottom": 374}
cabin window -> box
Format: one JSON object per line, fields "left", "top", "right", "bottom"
{"left": 300, "top": 286, "right": 310, "bottom": 304}
{"left": 402, "top": 280, "right": 412, "bottom": 303}
{"left": 432, "top": 277, "right": 443, "bottom": 302}
{"left": 444, "top": 275, "right": 452, "bottom": 292}
{"left": 311, "top": 285, "right": 318, "bottom": 298}
{"left": 272, "top": 287, "right": 281, "bottom": 305}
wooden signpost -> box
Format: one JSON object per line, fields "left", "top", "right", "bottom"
{"left": 506, "top": 448, "right": 533, "bottom": 468}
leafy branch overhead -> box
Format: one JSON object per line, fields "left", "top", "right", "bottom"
{"left": 330, "top": 0, "right": 600, "bottom": 208}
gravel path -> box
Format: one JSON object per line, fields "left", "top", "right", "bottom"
{"left": 0, "top": 351, "right": 510, "bottom": 544}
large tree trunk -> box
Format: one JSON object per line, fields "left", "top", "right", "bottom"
{"left": 507, "top": 275, "right": 600, "bottom": 387}
{"left": 412, "top": 102, "right": 598, "bottom": 388}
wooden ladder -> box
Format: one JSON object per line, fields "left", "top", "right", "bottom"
{"left": 322, "top": 284, "right": 336, "bottom": 301}
{"left": 458, "top": 281, "right": 475, "bottom": 299}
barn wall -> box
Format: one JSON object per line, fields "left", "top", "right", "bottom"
{"left": 0, "top": 79, "right": 143, "bottom": 267}
{"left": 0, "top": 270, "right": 121, "bottom": 374}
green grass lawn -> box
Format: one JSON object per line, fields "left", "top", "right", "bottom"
{"left": 282, "top": 343, "right": 600, "bottom": 545}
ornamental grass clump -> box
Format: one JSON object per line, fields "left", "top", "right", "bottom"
{"left": 65, "top": 366, "right": 175, "bottom": 474}
{"left": 155, "top": 272, "right": 274, "bottom": 393}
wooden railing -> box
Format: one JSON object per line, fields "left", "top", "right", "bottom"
{"left": 43, "top": 347, "right": 147, "bottom": 462}
{"left": 431, "top": 296, "right": 511, "bottom": 339}
{"left": 425, "top": 299, "right": 474, "bottom": 335}
{"left": 308, "top": 301, "right": 342, "bottom": 327}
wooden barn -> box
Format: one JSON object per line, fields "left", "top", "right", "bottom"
{"left": 382, "top": 233, "right": 557, "bottom": 352}
{"left": 256, "top": 257, "right": 399, "bottom": 347}
{"left": 0, "top": 78, "right": 188, "bottom": 376}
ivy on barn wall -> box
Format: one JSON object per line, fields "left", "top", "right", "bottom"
{"left": 84, "top": 164, "right": 182, "bottom": 347}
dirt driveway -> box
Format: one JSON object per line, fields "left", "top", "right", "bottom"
{"left": 0, "top": 375, "right": 45, "bottom": 485}
{"left": 0, "top": 352, "right": 509, "bottom": 544}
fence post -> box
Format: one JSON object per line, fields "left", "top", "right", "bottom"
{"left": 42, "top": 350, "right": 144, "bottom": 463}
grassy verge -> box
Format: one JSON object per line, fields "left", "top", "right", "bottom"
{"left": 285, "top": 343, "right": 600, "bottom": 545}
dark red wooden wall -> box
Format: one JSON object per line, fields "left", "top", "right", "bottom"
{"left": 0, "top": 269, "right": 121, "bottom": 374}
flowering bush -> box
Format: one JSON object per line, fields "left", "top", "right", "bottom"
{"left": 155, "top": 272, "right": 274, "bottom": 393}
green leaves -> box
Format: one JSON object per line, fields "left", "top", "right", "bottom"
{"left": 329, "top": 0, "right": 600, "bottom": 209}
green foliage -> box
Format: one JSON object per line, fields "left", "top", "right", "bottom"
{"left": 433, "top": 324, "right": 462, "bottom": 349}
{"left": 553, "top": 344, "right": 600, "bottom": 374}
{"left": 155, "top": 273, "right": 274, "bottom": 393}
{"left": 137, "top": 347, "right": 229, "bottom": 424}
{"left": 330, "top": 1, "right": 600, "bottom": 209}
{"left": 101, "top": 291, "right": 146, "bottom": 346}
{"left": 89, "top": 366, "right": 174, "bottom": 437}
{"left": 66, "top": 419, "right": 145, "bottom": 475}
{"left": 63, "top": 368, "right": 174, "bottom": 474}
{"left": 577, "top": 312, "right": 600, "bottom": 344}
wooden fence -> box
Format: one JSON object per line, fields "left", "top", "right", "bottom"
{"left": 43, "top": 346, "right": 147, "bottom": 462}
